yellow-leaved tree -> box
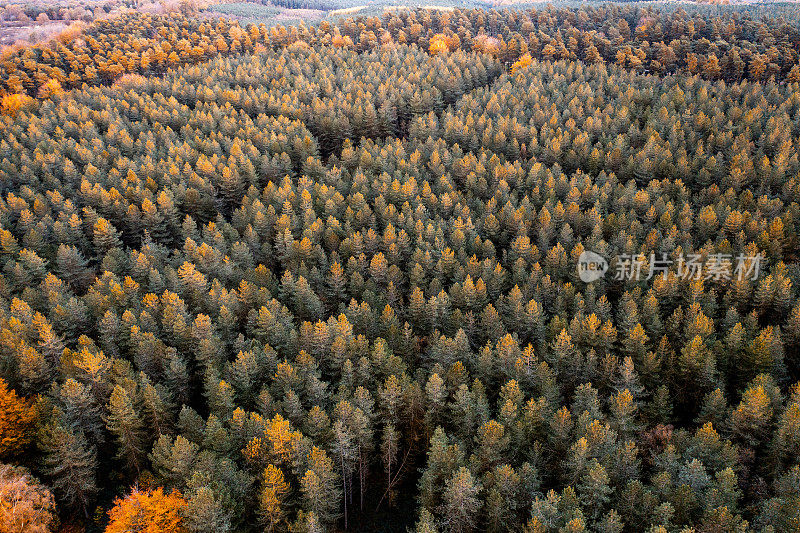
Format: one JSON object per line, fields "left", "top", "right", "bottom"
{"left": 0, "top": 93, "right": 35, "bottom": 117}
{"left": 511, "top": 53, "right": 532, "bottom": 74}
{"left": 429, "top": 34, "right": 450, "bottom": 56}
{"left": 259, "top": 464, "right": 289, "bottom": 532}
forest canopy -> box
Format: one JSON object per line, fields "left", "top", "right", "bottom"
{"left": 2, "top": 3, "right": 800, "bottom": 100}
{"left": 0, "top": 3, "right": 799, "bottom": 533}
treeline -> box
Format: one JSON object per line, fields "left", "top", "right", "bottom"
{"left": 0, "top": 14, "right": 271, "bottom": 101}
{"left": 0, "top": 0, "right": 133, "bottom": 24}
{"left": 3, "top": 3, "right": 800, "bottom": 104}
{"left": 265, "top": 0, "right": 333, "bottom": 11}
{"left": 376, "top": 4, "right": 800, "bottom": 81}
{"left": 0, "top": 28, "right": 800, "bottom": 531}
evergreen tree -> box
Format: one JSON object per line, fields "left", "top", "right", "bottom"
{"left": 106, "top": 385, "right": 146, "bottom": 473}
{"left": 300, "top": 447, "right": 341, "bottom": 526}
{"left": 39, "top": 422, "right": 97, "bottom": 517}
{"left": 442, "top": 467, "right": 482, "bottom": 533}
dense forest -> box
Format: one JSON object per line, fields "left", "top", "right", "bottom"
{"left": 0, "top": 0, "right": 135, "bottom": 24}
{"left": 1, "top": 3, "right": 800, "bottom": 533}
{"left": 3, "top": 4, "right": 800, "bottom": 101}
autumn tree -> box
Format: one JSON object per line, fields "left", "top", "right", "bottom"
{"left": 0, "top": 464, "right": 56, "bottom": 533}
{"left": 105, "top": 487, "right": 188, "bottom": 533}
{"left": 0, "top": 379, "right": 35, "bottom": 459}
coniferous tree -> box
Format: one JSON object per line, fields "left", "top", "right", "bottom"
{"left": 106, "top": 385, "right": 146, "bottom": 473}
{"left": 442, "top": 467, "right": 481, "bottom": 533}
{"left": 39, "top": 422, "right": 97, "bottom": 517}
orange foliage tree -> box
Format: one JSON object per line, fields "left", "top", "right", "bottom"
{"left": 511, "top": 53, "right": 532, "bottom": 74}
{"left": 36, "top": 79, "right": 62, "bottom": 99}
{"left": 0, "top": 378, "right": 35, "bottom": 459}
{"left": 0, "top": 93, "right": 35, "bottom": 117}
{"left": 429, "top": 33, "right": 451, "bottom": 56}
{"left": 105, "top": 487, "right": 188, "bottom": 533}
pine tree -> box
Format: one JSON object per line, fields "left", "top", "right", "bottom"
{"left": 106, "top": 385, "right": 146, "bottom": 473}
{"left": 442, "top": 467, "right": 482, "bottom": 533}
{"left": 55, "top": 378, "right": 105, "bottom": 446}
{"left": 730, "top": 383, "right": 774, "bottom": 449}
{"left": 39, "top": 422, "right": 97, "bottom": 517}
{"left": 259, "top": 464, "right": 289, "bottom": 532}
{"left": 381, "top": 422, "right": 400, "bottom": 499}
{"left": 93, "top": 217, "right": 123, "bottom": 255}
{"left": 150, "top": 434, "right": 200, "bottom": 488}
{"left": 415, "top": 508, "right": 440, "bottom": 533}
{"left": 300, "top": 446, "right": 341, "bottom": 526}
{"left": 140, "top": 374, "right": 173, "bottom": 437}
{"left": 578, "top": 459, "right": 612, "bottom": 521}
{"left": 186, "top": 486, "right": 232, "bottom": 533}
{"left": 484, "top": 463, "right": 521, "bottom": 532}
{"left": 56, "top": 244, "right": 93, "bottom": 292}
